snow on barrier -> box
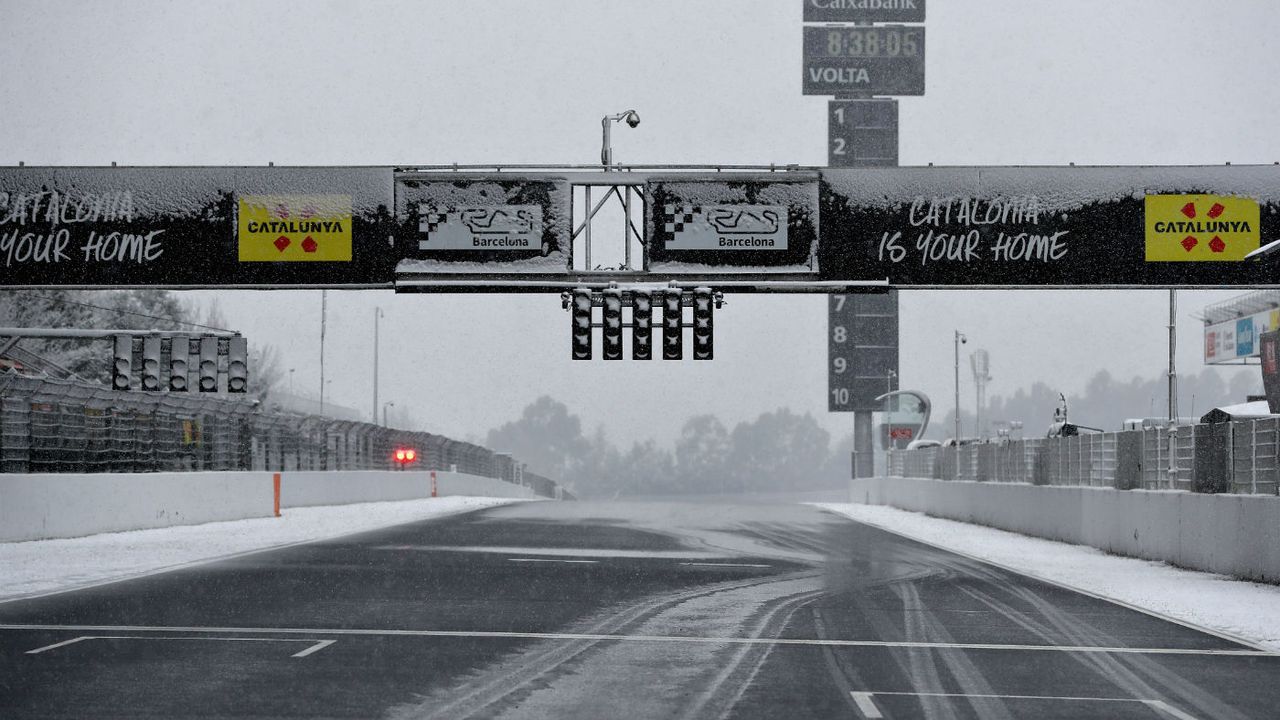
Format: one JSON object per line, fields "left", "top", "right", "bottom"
{"left": 850, "top": 476, "right": 1280, "bottom": 583}
{"left": 0, "top": 470, "right": 537, "bottom": 543}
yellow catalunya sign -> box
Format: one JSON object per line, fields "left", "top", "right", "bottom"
{"left": 1145, "top": 194, "right": 1259, "bottom": 262}
{"left": 238, "top": 195, "right": 352, "bottom": 262}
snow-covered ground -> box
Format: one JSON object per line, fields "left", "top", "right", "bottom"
{"left": 815, "top": 502, "right": 1280, "bottom": 652}
{"left": 0, "top": 496, "right": 525, "bottom": 603}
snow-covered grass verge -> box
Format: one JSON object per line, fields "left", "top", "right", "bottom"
{"left": 0, "top": 496, "right": 525, "bottom": 603}
{"left": 813, "top": 502, "right": 1280, "bottom": 652}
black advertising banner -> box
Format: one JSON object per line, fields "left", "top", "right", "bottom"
{"left": 7, "top": 164, "right": 1280, "bottom": 289}
{"left": 393, "top": 173, "right": 572, "bottom": 275}
{"left": 646, "top": 173, "right": 820, "bottom": 274}
{"left": 0, "top": 167, "right": 396, "bottom": 287}
{"left": 819, "top": 165, "right": 1280, "bottom": 287}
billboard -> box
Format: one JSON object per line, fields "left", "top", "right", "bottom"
{"left": 818, "top": 165, "right": 1280, "bottom": 287}
{"left": 0, "top": 166, "right": 395, "bottom": 287}
{"left": 393, "top": 174, "right": 572, "bottom": 274}
{"left": 3, "top": 164, "right": 1280, "bottom": 289}
{"left": 646, "top": 173, "right": 820, "bottom": 274}
{"left": 1204, "top": 308, "right": 1280, "bottom": 364}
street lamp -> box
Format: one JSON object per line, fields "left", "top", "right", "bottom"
{"left": 600, "top": 109, "right": 640, "bottom": 167}
{"left": 382, "top": 400, "right": 395, "bottom": 428}
{"left": 288, "top": 367, "right": 295, "bottom": 394}
{"left": 954, "top": 330, "right": 967, "bottom": 442}
{"left": 372, "top": 307, "right": 384, "bottom": 425}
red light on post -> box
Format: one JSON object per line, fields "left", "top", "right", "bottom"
{"left": 405, "top": 449, "right": 417, "bottom": 462}
{"left": 393, "top": 447, "right": 417, "bottom": 468}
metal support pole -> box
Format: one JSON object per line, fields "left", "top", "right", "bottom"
{"left": 624, "top": 186, "right": 632, "bottom": 271}
{"left": 954, "top": 330, "right": 962, "bottom": 442}
{"left": 1168, "top": 288, "right": 1178, "bottom": 424}
{"left": 601, "top": 116, "right": 612, "bottom": 167}
{"left": 372, "top": 307, "right": 381, "bottom": 425}
{"left": 319, "top": 290, "right": 327, "bottom": 417}
{"left": 854, "top": 410, "right": 874, "bottom": 478}
{"left": 584, "top": 186, "right": 592, "bottom": 270}
{"left": 1167, "top": 289, "right": 1177, "bottom": 488}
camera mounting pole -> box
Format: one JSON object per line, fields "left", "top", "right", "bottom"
{"left": 600, "top": 110, "right": 640, "bottom": 168}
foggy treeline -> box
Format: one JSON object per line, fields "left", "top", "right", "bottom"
{"left": 491, "top": 367, "right": 1264, "bottom": 497}
{"left": 940, "top": 368, "right": 1263, "bottom": 440}
{"left": 487, "top": 396, "right": 852, "bottom": 499}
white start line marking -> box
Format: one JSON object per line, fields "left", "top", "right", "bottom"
{"left": 507, "top": 558, "right": 600, "bottom": 564}
{"left": 4, "top": 625, "right": 1272, "bottom": 658}
{"left": 679, "top": 562, "right": 772, "bottom": 568}
{"left": 25, "top": 635, "right": 335, "bottom": 658}
{"left": 851, "top": 691, "right": 1201, "bottom": 720}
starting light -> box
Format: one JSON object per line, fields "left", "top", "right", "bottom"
{"left": 112, "top": 335, "right": 132, "bottom": 391}
{"left": 394, "top": 448, "right": 417, "bottom": 464}
{"left": 632, "top": 290, "right": 652, "bottom": 361}
{"left": 692, "top": 287, "right": 714, "bottom": 360}
{"left": 227, "top": 336, "right": 248, "bottom": 393}
{"left": 198, "top": 336, "right": 218, "bottom": 392}
{"left": 169, "top": 336, "right": 189, "bottom": 392}
{"left": 662, "top": 290, "right": 683, "bottom": 360}
{"left": 140, "top": 336, "right": 162, "bottom": 391}
{"left": 602, "top": 288, "right": 623, "bottom": 361}
{"left": 571, "top": 288, "right": 593, "bottom": 360}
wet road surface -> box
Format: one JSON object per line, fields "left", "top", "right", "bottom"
{"left": 1, "top": 500, "right": 1276, "bottom": 719}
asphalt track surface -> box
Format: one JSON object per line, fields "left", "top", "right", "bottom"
{"left": 1, "top": 500, "right": 1277, "bottom": 719}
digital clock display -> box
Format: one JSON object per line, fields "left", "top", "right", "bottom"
{"left": 812, "top": 27, "right": 923, "bottom": 58}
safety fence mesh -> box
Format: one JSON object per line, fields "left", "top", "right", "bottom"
{"left": 887, "top": 420, "right": 1280, "bottom": 495}
{"left": 0, "top": 371, "right": 563, "bottom": 497}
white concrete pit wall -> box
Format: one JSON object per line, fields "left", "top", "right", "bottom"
{"left": 0, "top": 472, "right": 273, "bottom": 543}
{"left": 2, "top": 470, "right": 539, "bottom": 543}
{"left": 850, "top": 477, "right": 1280, "bottom": 583}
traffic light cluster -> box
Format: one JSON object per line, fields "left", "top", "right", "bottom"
{"left": 569, "top": 287, "right": 717, "bottom": 361}
{"left": 110, "top": 334, "right": 248, "bottom": 393}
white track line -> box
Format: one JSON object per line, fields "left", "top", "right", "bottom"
{"left": 853, "top": 691, "right": 1200, "bottom": 720}
{"left": 507, "top": 558, "right": 599, "bottom": 564}
{"left": 680, "top": 562, "right": 773, "bottom": 568}
{"left": 849, "top": 691, "right": 884, "bottom": 718}
{"left": 25, "top": 636, "right": 92, "bottom": 654}
{"left": 25, "top": 634, "right": 335, "bottom": 658}
{"left": 291, "top": 639, "right": 336, "bottom": 658}
{"left": 3, "top": 624, "right": 1273, "bottom": 657}
{"left": 1145, "top": 699, "right": 1202, "bottom": 720}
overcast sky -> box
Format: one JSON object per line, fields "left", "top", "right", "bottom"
{"left": 5, "top": 1, "right": 1279, "bottom": 445}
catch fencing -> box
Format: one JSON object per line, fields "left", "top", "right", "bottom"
{"left": 888, "top": 419, "right": 1280, "bottom": 495}
{"left": 0, "top": 371, "right": 562, "bottom": 497}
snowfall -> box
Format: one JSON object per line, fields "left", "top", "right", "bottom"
{"left": 2, "top": 496, "right": 1278, "bottom": 653}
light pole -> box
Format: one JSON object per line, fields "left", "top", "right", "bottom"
{"left": 954, "top": 330, "right": 967, "bottom": 442}
{"left": 883, "top": 369, "right": 898, "bottom": 476}
{"left": 372, "top": 307, "right": 383, "bottom": 424}
{"left": 319, "top": 290, "right": 328, "bottom": 417}
{"left": 288, "top": 368, "right": 295, "bottom": 395}
{"left": 382, "top": 400, "right": 395, "bottom": 428}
